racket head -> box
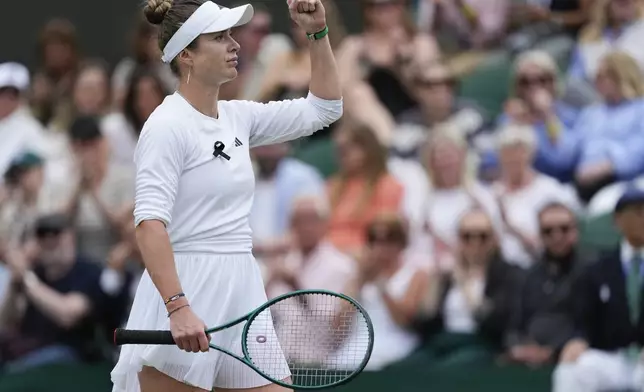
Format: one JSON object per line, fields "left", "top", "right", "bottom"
{"left": 241, "top": 289, "right": 374, "bottom": 389}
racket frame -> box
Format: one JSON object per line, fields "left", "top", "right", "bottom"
{"left": 115, "top": 289, "right": 374, "bottom": 390}
{"left": 239, "top": 289, "right": 374, "bottom": 389}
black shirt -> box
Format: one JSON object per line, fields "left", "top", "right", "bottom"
{"left": 508, "top": 253, "right": 586, "bottom": 352}
{"left": 19, "top": 257, "right": 105, "bottom": 359}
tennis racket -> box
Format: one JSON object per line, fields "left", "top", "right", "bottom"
{"left": 114, "top": 289, "right": 374, "bottom": 389}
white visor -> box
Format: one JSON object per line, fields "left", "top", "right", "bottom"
{"left": 161, "top": 1, "right": 254, "bottom": 63}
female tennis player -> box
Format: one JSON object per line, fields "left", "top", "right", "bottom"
{"left": 109, "top": 0, "right": 342, "bottom": 391}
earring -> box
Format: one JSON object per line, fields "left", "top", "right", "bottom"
{"left": 187, "top": 67, "right": 191, "bottom": 85}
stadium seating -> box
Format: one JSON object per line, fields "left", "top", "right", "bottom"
{"left": 0, "top": 361, "right": 553, "bottom": 392}
{"left": 292, "top": 136, "right": 339, "bottom": 178}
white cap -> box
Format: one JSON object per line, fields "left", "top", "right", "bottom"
{"left": 0, "top": 62, "right": 30, "bottom": 91}
{"left": 161, "top": 2, "right": 254, "bottom": 63}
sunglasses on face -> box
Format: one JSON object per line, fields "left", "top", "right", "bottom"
{"left": 459, "top": 230, "right": 492, "bottom": 243}
{"left": 35, "top": 227, "right": 64, "bottom": 239}
{"left": 540, "top": 224, "right": 573, "bottom": 237}
{"left": 414, "top": 78, "right": 456, "bottom": 89}
{"left": 517, "top": 74, "right": 553, "bottom": 87}
{"left": 367, "top": 227, "right": 405, "bottom": 245}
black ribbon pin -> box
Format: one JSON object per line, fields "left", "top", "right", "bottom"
{"left": 213, "top": 141, "right": 231, "bottom": 161}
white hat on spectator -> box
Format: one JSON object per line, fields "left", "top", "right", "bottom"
{"left": 0, "top": 62, "right": 30, "bottom": 91}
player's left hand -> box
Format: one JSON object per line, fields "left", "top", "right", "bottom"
{"left": 288, "top": 0, "right": 327, "bottom": 35}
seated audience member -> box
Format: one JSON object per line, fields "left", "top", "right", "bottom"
{"left": 60, "top": 116, "right": 135, "bottom": 263}
{"left": 43, "top": 59, "right": 112, "bottom": 141}
{"left": 265, "top": 195, "right": 355, "bottom": 296}
{"left": 507, "top": 202, "right": 588, "bottom": 367}
{"left": 264, "top": 196, "right": 357, "bottom": 365}
{"left": 249, "top": 143, "right": 325, "bottom": 261}
{"left": 574, "top": 51, "right": 644, "bottom": 203}
{"left": 29, "top": 19, "right": 80, "bottom": 130}
{"left": 553, "top": 186, "right": 644, "bottom": 392}
{"left": 494, "top": 123, "right": 580, "bottom": 268}
{"left": 392, "top": 61, "right": 488, "bottom": 160}
{"left": 497, "top": 50, "right": 580, "bottom": 183}
{"left": 337, "top": 0, "right": 440, "bottom": 118}
{"left": 419, "top": 128, "right": 501, "bottom": 271}
{"left": 0, "top": 152, "right": 61, "bottom": 250}
{"left": 0, "top": 214, "right": 106, "bottom": 373}
{"left": 333, "top": 213, "right": 429, "bottom": 371}
{"left": 417, "top": 209, "right": 523, "bottom": 367}
{"left": 102, "top": 68, "right": 168, "bottom": 170}
{"left": 111, "top": 16, "right": 176, "bottom": 108}
{"left": 219, "top": 2, "right": 291, "bottom": 100}
{"left": 70, "top": 60, "right": 112, "bottom": 120}
{"left": 0, "top": 62, "right": 49, "bottom": 181}
{"left": 41, "top": 60, "right": 116, "bottom": 189}
{"left": 327, "top": 125, "right": 404, "bottom": 256}
{"left": 568, "top": 0, "right": 644, "bottom": 83}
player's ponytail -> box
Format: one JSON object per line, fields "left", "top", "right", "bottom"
{"left": 144, "top": 0, "right": 173, "bottom": 25}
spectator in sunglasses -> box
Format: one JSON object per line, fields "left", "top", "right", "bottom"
{"left": 506, "top": 202, "right": 588, "bottom": 367}
{"left": 334, "top": 212, "right": 428, "bottom": 371}
{"left": 392, "top": 61, "right": 488, "bottom": 160}
{"left": 417, "top": 209, "right": 522, "bottom": 366}
{"left": 0, "top": 214, "right": 107, "bottom": 373}
{"left": 497, "top": 50, "right": 581, "bottom": 183}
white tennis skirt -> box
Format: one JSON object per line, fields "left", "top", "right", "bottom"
{"left": 110, "top": 252, "right": 287, "bottom": 391}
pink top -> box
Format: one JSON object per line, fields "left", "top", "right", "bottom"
{"left": 267, "top": 241, "right": 357, "bottom": 365}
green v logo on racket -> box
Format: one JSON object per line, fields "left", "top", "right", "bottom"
{"left": 114, "top": 289, "right": 374, "bottom": 389}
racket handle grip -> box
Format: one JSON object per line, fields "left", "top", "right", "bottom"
{"left": 114, "top": 328, "right": 175, "bottom": 345}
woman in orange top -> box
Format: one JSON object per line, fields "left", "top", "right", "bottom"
{"left": 327, "top": 124, "right": 404, "bottom": 255}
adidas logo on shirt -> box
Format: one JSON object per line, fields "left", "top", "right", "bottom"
{"left": 234, "top": 138, "right": 243, "bottom": 147}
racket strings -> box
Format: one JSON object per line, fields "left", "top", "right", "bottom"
{"left": 245, "top": 293, "right": 371, "bottom": 387}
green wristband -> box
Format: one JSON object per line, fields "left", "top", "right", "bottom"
{"left": 307, "top": 25, "right": 328, "bottom": 41}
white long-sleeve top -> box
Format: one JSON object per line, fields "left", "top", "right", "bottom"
{"left": 133, "top": 92, "right": 342, "bottom": 254}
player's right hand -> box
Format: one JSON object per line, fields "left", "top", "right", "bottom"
{"left": 169, "top": 305, "right": 210, "bottom": 353}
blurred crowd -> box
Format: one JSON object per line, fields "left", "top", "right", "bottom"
{"left": 1, "top": 0, "right": 644, "bottom": 390}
